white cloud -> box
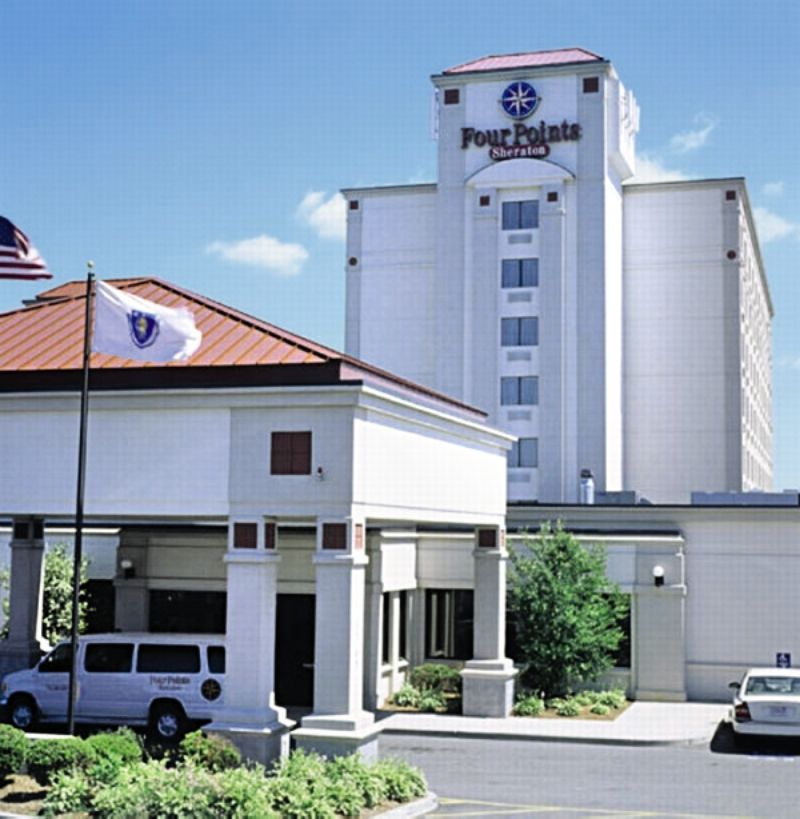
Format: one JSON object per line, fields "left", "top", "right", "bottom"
{"left": 627, "top": 153, "right": 689, "bottom": 184}
{"left": 669, "top": 114, "right": 716, "bottom": 154}
{"left": 762, "top": 181, "right": 784, "bottom": 197}
{"left": 753, "top": 207, "right": 800, "bottom": 243}
{"left": 296, "top": 191, "right": 346, "bottom": 241}
{"left": 206, "top": 234, "right": 309, "bottom": 276}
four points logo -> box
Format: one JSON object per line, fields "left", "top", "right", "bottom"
{"left": 501, "top": 81, "right": 539, "bottom": 120}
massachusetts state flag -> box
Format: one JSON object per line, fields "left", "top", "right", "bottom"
{"left": 0, "top": 216, "right": 52, "bottom": 280}
{"left": 92, "top": 280, "right": 202, "bottom": 363}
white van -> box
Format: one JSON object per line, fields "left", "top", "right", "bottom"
{"left": 0, "top": 633, "right": 225, "bottom": 740}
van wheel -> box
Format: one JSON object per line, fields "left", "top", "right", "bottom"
{"left": 8, "top": 695, "right": 38, "bottom": 732}
{"left": 150, "top": 702, "right": 186, "bottom": 741}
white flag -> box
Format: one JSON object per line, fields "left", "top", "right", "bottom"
{"left": 92, "top": 280, "right": 202, "bottom": 362}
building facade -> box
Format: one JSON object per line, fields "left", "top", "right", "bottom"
{"left": 343, "top": 48, "right": 773, "bottom": 504}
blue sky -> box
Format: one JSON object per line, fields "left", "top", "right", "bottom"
{"left": 2, "top": 1, "right": 800, "bottom": 488}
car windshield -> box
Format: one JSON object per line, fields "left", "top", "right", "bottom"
{"left": 745, "top": 676, "right": 800, "bottom": 696}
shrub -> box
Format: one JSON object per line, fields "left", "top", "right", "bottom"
{"left": 595, "top": 688, "right": 627, "bottom": 709}
{"left": 215, "top": 764, "right": 278, "bottom": 818}
{"left": 0, "top": 724, "right": 27, "bottom": 779}
{"left": 555, "top": 698, "right": 581, "bottom": 717}
{"left": 418, "top": 689, "right": 447, "bottom": 712}
{"left": 371, "top": 758, "right": 427, "bottom": 803}
{"left": 391, "top": 684, "right": 422, "bottom": 709}
{"left": 179, "top": 730, "right": 241, "bottom": 772}
{"left": 513, "top": 693, "right": 545, "bottom": 717}
{"left": 42, "top": 768, "right": 93, "bottom": 816}
{"left": 573, "top": 691, "right": 596, "bottom": 707}
{"left": 409, "top": 663, "right": 462, "bottom": 694}
{"left": 26, "top": 736, "right": 95, "bottom": 785}
{"left": 327, "top": 754, "right": 387, "bottom": 809}
{"left": 590, "top": 703, "right": 610, "bottom": 715}
{"left": 85, "top": 728, "right": 143, "bottom": 765}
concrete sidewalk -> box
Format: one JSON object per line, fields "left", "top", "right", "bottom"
{"left": 377, "top": 701, "right": 730, "bottom": 747}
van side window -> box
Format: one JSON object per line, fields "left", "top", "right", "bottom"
{"left": 84, "top": 643, "right": 134, "bottom": 673}
{"left": 137, "top": 644, "right": 200, "bottom": 673}
{"left": 39, "top": 643, "right": 72, "bottom": 673}
{"left": 207, "top": 646, "right": 225, "bottom": 674}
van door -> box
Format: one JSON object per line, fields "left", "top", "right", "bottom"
{"left": 35, "top": 643, "right": 72, "bottom": 720}
{"left": 80, "top": 642, "right": 135, "bottom": 720}
{"left": 136, "top": 643, "right": 203, "bottom": 716}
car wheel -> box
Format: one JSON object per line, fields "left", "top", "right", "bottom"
{"left": 150, "top": 702, "right": 186, "bottom": 741}
{"left": 8, "top": 695, "right": 38, "bottom": 732}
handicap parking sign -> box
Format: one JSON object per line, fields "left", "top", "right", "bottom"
{"left": 776, "top": 652, "right": 791, "bottom": 668}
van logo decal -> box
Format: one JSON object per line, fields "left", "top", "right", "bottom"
{"left": 201, "top": 678, "right": 222, "bottom": 701}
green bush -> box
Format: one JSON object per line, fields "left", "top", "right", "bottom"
{"left": 391, "top": 684, "right": 422, "bottom": 708}
{"left": 371, "top": 758, "right": 427, "bottom": 803}
{"left": 418, "top": 690, "right": 447, "bottom": 712}
{"left": 216, "top": 765, "right": 279, "bottom": 818}
{"left": 555, "top": 698, "right": 581, "bottom": 717}
{"left": 327, "top": 753, "right": 387, "bottom": 809}
{"left": 595, "top": 688, "right": 627, "bottom": 709}
{"left": 85, "top": 728, "right": 143, "bottom": 765}
{"left": 513, "top": 693, "right": 545, "bottom": 717}
{"left": 42, "top": 768, "right": 93, "bottom": 816}
{"left": 179, "top": 730, "right": 241, "bottom": 772}
{"left": 409, "top": 663, "right": 462, "bottom": 694}
{"left": 590, "top": 703, "right": 610, "bottom": 715}
{"left": 573, "top": 691, "right": 596, "bottom": 706}
{"left": 26, "top": 736, "right": 95, "bottom": 785}
{"left": 0, "top": 724, "right": 28, "bottom": 779}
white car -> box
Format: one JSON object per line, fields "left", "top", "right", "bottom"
{"left": 729, "top": 668, "right": 800, "bottom": 740}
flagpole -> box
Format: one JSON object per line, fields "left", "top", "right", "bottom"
{"left": 67, "top": 261, "right": 95, "bottom": 735}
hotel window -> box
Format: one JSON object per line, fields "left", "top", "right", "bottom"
{"left": 501, "top": 376, "right": 539, "bottom": 406}
{"left": 501, "top": 317, "right": 538, "bottom": 346}
{"left": 508, "top": 438, "right": 538, "bottom": 468}
{"left": 501, "top": 258, "right": 538, "bottom": 288}
{"left": 425, "top": 589, "right": 473, "bottom": 660}
{"left": 502, "top": 200, "right": 538, "bottom": 230}
{"left": 270, "top": 431, "right": 311, "bottom": 475}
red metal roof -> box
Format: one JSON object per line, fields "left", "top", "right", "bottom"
{"left": 0, "top": 277, "right": 485, "bottom": 417}
{"left": 443, "top": 48, "right": 605, "bottom": 75}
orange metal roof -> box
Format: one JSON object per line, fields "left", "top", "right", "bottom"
{"left": 0, "top": 277, "right": 334, "bottom": 371}
{"left": 0, "top": 277, "right": 485, "bottom": 417}
{"left": 442, "top": 48, "right": 605, "bottom": 75}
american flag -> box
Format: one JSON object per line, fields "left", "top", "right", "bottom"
{"left": 0, "top": 216, "right": 52, "bottom": 280}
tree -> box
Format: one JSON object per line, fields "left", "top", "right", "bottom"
{"left": 507, "top": 522, "right": 628, "bottom": 698}
{"left": 41, "top": 544, "right": 90, "bottom": 645}
{"left": 1, "top": 544, "right": 90, "bottom": 644}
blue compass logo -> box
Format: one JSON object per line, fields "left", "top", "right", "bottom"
{"left": 501, "top": 81, "right": 539, "bottom": 120}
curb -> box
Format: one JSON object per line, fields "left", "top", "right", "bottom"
{"left": 379, "top": 792, "right": 439, "bottom": 817}
{"left": 380, "top": 725, "right": 716, "bottom": 748}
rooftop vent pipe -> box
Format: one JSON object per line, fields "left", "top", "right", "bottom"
{"left": 579, "top": 469, "right": 595, "bottom": 505}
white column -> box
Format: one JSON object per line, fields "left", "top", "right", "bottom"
{"left": 207, "top": 519, "right": 293, "bottom": 764}
{"left": 461, "top": 526, "right": 517, "bottom": 717}
{"left": 294, "top": 517, "right": 381, "bottom": 759}
{"left": 0, "top": 518, "right": 46, "bottom": 676}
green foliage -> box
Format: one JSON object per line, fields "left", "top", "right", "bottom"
{"left": 507, "top": 522, "right": 629, "bottom": 697}
{"left": 513, "top": 693, "right": 545, "bottom": 717}
{"left": 371, "top": 758, "right": 427, "bottom": 802}
{"left": 0, "top": 724, "right": 28, "bottom": 779}
{"left": 85, "top": 728, "right": 143, "bottom": 765}
{"left": 409, "top": 663, "right": 462, "bottom": 694}
{"left": 573, "top": 691, "right": 596, "bottom": 706}
{"left": 590, "top": 703, "right": 610, "bottom": 715}
{"left": 26, "top": 736, "right": 95, "bottom": 785}
{"left": 41, "top": 768, "right": 93, "bottom": 817}
{"left": 41, "top": 746, "right": 426, "bottom": 818}
{"left": 41, "top": 543, "right": 90, "bottom": 645}
{"left": 594, "top": 688, "right": 627, "bottom": 709}
{"left": 555, "top": 698, "right": 581, "bottom": 717}
{"left": 391, "top": 683, "right": 422, "bottom": 708}
{"left": 178, "top": 730, "right": 241, "bottom": 772}
{"left": 418, "top": 689, "right": 447, "bottom": 712}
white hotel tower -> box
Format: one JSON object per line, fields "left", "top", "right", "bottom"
{"left": 343, "top": 48, "right": 772, "bottom": 504}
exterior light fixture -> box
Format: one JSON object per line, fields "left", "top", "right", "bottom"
{"left": 120, "top": 558, "right": 135, "bottom": 579}
{"left": 652, "top": 565, "right": 665, "bottom": 587}
{"left": 316, "top": 466, "right": 325, "bottom": 481}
